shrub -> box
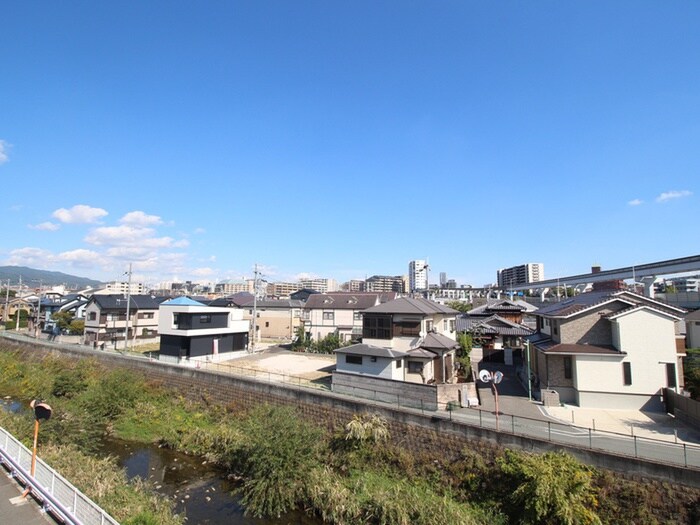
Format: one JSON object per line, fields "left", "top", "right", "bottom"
{"left": 498, "top": 449, "right": 601, "bottom": 525}
{"left": 235, "top": 404, "right": 324, "bottom": 517}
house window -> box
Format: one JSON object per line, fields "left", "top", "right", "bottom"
{"left": 443, "top": 319, "right": 448, "bottom": 331}
{"left": 394, "top": 321, "right": 420, "bottom": 337}
{"left": 345, "top": 354, "right": 362, "bottom": 365}
{"left": 139, "top": 312, "right": 154, "bottom": 319}
{"left": 323, "top": 311, "right": 334, "bottom": 321}
{"left": 89, "top": 312, "right": 96, "bottom": 321}
{"left": 623, "top": 362, "right": 632, "bottom": 385}
{"left": 666, "top": 363, "right": 677, "bottom": 388}
{"left": 563, "top": 356, "right": 572, "bottom": 379}
{"left": 426, "top": 320, "right": 433, "bottom": 332}
{"left": 353, "top": 312, "right": 362, "bottom": 321}
{"left": 370, "top": 356, "right": 377, "bottom": 362}
{"left": 265, "top": 321, "right": 270, "bottom": 328}
{"left": 407, "top": 361, "right": 423, "bottom": 374}
{"left": 200, "top": 315, "right": 211, "bottom": 323}
{"left": 173, "top": 313, "right": 179, "bottom": 328}
{"left": 553, "top": 322, "right": 558, "bottom": 336}
{"left": 363, "top": 315, "right": 392, "bottom": 339}
{"left": 396, "top": 359, "right": 402, "bottom": 369}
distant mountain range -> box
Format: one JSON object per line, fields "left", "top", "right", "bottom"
{"left": 0, "top": 266, "right": 103, "bottom": 289}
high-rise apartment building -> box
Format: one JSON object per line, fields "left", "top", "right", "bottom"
{"left": 365, "top": 275, "right": 405, "bottom": 293}
{"left": 409, "top": 260, "right": 429, "bottom": 292}
{"left": 439, "top": 272, "right": 447, "bottom": 287}
{"left": 497, "top": 263, "right": 544, "bottom": 288}
{"left": 298, "top": 278, "right": 338, "bottom": 293}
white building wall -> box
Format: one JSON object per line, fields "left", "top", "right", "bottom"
{"left": 336, "top": 355, "right": 395, "bottom": 379}
{"left": 575, "top": 310, "right": 679, "bottom": 406}
{"left": 688, "top": 320, "right": 700, "bottom": 349}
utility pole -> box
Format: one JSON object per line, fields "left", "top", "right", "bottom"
{"left": 15, "top": 276, "right": 22, "bottom": 331}
{"left": 3, "top": 279, "right": 9, "bottom": 323}
{"left": 250, "top": 263, "right": 259, "bottom": 353}
{"left": 34, "top": 279, "right": 43, "bottom": 338}
{"left": 123, "top": 263, "right": 132, "bottom": 352}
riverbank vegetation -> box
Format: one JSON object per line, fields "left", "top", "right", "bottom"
{"left": 1, "top": 346, "right": 699, "bottom": 524}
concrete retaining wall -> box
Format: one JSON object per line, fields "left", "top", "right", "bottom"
{"left": 3, "top": 338, "right": 700, "bottom": 488}
{"left": 332, "top": 371, "right": 437, "bottom": 410}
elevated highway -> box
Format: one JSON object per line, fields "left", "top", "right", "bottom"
{"left": 505, "top": 255, "right": 700, "bottom": 298}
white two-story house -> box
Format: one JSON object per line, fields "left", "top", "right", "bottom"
{"left": 158, "top": 297, "right": 249, "bottom": 364}
{"left": 335, "top": 297, "right": 460, "bottom": 384}
{"left": 84, "top": 294, "right": 162, "bottom": 349}
{"left": 527, "top": 290, "right": 686, "bottom": 410}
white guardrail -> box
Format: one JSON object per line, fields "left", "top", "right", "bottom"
{"left": 0, "top": 425, "right": 119, "bottom": 525}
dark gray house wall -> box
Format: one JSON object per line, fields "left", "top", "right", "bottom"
{"left": 161, "top": 333, "right": 248, "bottom": 359}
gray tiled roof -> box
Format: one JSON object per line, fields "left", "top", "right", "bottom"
{"left": 420, "top": 332, "right": 460, "bottom": 351}
{"left": 686, "top": 309, "right": 700, "bottom": 321}
{"left": 89, "top": 294, "right": 161, "bottom": 310}
{"left": 457, "top": 314, "right": 534, "bottom": 336}
{"left": 335, "top": 343, "right": 408, "bottom": 359}
{"left": 363, "top": 297, "right": 458, "bottom": 315}
{"left": 305, "top": 293, "right": 382, "bottom": 310}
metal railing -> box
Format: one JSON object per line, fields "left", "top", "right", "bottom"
{"left": 3, "top": 330, "right": 700, "bottom": 471}
{"left": 0, "top": 426, "right": 119, "bottom": 525}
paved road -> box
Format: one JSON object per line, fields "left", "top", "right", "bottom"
{"left": 0, "top": 468, "right": 56, "bottom": 525}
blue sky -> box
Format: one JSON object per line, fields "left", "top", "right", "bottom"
{"left": 1, "top": 2, "right": 698, "bottom": 287}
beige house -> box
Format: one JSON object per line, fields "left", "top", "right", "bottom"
{"left": 241, "top": 299, "right": 304, "bottom": 341}
{"left": 303, "top": 292, "right": 397, "bottom": 342}
{"left": 1, "top": 297, "right": 33, "bottom": 325}
{"left": 686, "top": 309, "right": 700, "bottom": 349}
{"left": 528, "top": 290, "right": 686, "bottom": 410}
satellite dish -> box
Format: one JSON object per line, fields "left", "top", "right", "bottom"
{"left": 479, "top": 370, "right": 492, "bottom": 383}
{"left": 493, "top": 371, "right": 504, "bottom": 384}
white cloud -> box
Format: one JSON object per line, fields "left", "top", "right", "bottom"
{"left": 55, "top": 249, "right": 103, "bottom": 268}
{"left": 656, "top": 190, "right": 692, "bottom": 203}
{"left": 194, "top": 228, "right": 206, "bottom": 235}
{"left": 627, "top": 199, "right": 643, "bottom": 206}
{"left": 192, "top": 267, "right": 215, "bottom": 277}
{"left": 85, "top": 225, "right": 156, "bottom": 245}
{"left": 53, "top": 204, "right": 108, "bottom": 224}
{"left": 6, "top": 247, "right": 53, "bottom": 267}
{"left": 119, "top": 211, "right": 163, "bottom": 227}
{"left": 29, "top": 222, "right": 60, "bottom": 231}
{"left": 0, "top": 140, "right": 9, "bottom": 164}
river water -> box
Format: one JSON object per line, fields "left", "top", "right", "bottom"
{"left": 101, "top": 438, "right": 321, "bottom": 525}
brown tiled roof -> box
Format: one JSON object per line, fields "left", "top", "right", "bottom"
{"left": 686, "top": 309, "right": 700, "bottom": 321}
{"left": 541, "top": 343, "right": 622, "bottom": 356}
{"left": 605, "top": 304, "right": 683, "bottom": 321}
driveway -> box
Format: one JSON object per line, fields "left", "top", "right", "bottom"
{"left": 473, "top": 362, "right": 700, "bottom": 445}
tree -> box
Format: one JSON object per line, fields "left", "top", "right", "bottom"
{"left": 51, "top": 311, "right": 74, "bottom": 331}
{"left": 308, "top": 332, "right": 349, "bottom": 354}
{"left": 446, "top": 300, "right": 472, "bottom": 313}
